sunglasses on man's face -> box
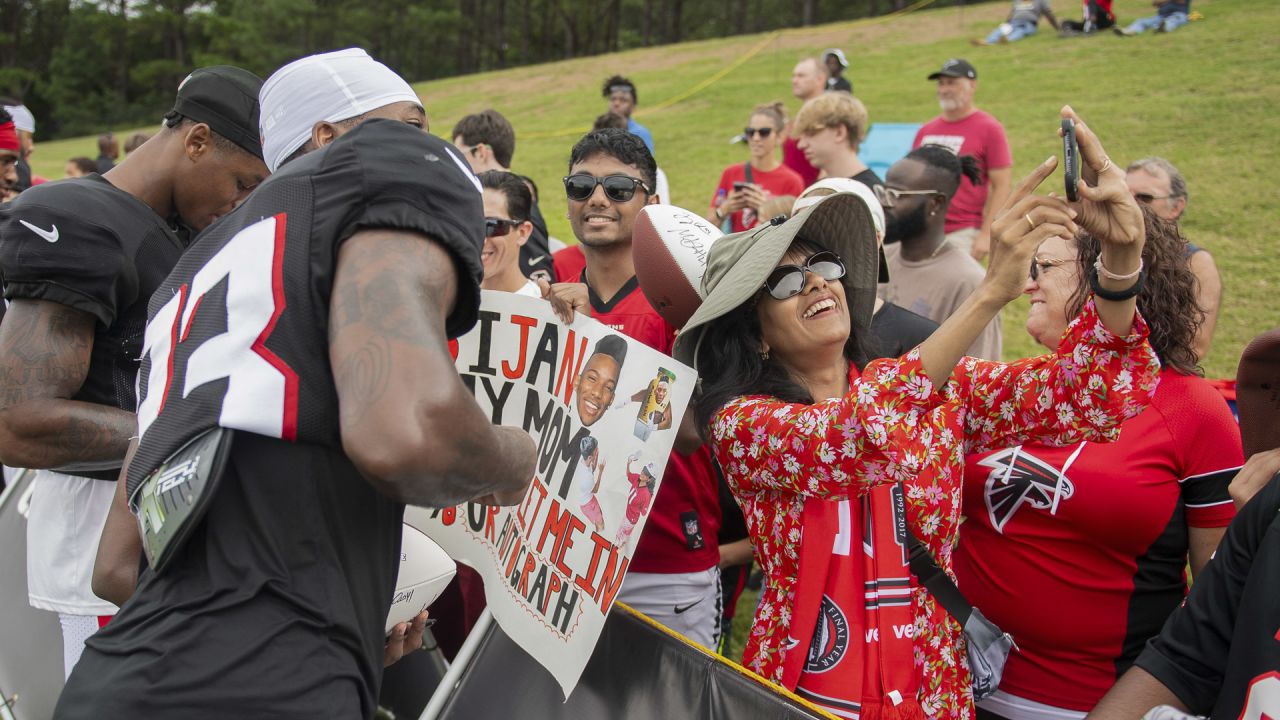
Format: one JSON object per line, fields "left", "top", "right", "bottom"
{"left": 563, "top": 173, "right": 651, "bottom": 203}
{"left": 873, "top": 185, "right": 943, "bottom": 208}
{"left": 485, "top": 217, "right": 523, "bottom": 238}
{"left": 1132, "top": 192, "right": 1171, "bottom": 205}
{"left": 743, "top": 127, "right": 774, "bottom": 139}
{"left": 763, "top": 250, "right": 847, "bottom": 300}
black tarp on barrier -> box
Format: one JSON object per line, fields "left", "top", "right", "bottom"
{"left": 436, "top": 605, "right": 830, "bottom": 719}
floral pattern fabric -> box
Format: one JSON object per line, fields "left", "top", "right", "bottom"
{"left": 709, "top": 300, "right": 1160, "bottom": 719}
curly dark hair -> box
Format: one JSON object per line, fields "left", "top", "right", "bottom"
{"left": 1067, "top": 207, "right": 1203, "bottom": 375}
{"left": 568, "top": 128, "right": 657, "bottom": 192}
{"left": 693, "top": 238, "right": 873, "bottom": 437}
{"left": 602, "top": 75, "right": 637, "bottom": 103}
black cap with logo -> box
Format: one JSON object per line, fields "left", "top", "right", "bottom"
{"left": 164, "top": 66, "right": 264, "bottom": 159}
{"left": 927, "top": 58, "right": 978, "bottom": 81}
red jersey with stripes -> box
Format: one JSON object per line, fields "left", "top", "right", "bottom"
{"left": 954, "top": 369, "right": 1241, "bottom": 711}
{"left": 566, "top": 269, "right": 721, "bottom": 573}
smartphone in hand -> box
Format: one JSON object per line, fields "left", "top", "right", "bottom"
{"left": 1062, "top": 118, "right": 1080, "bottom": 202}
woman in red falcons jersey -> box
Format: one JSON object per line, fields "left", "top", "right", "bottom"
{"left": 954, "top": 211, "right": 1242, "bottom": 720}
{"left": 673, "top": 108, "right": 1161, "bottom": 720}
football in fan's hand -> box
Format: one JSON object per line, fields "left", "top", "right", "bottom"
{"left": 633, "top": 204, "right": 722, "bottom": 328}
{"left": 384, "top": 523, "right": 456, "bottom": 635}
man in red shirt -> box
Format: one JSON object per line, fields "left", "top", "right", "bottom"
{"left": 912, "top": 58, "right": 1012, "bottom": 262}
{"left": 781, "top": 57, "right": 825, "bottom": 188}
{"left": 541, "top": 128, "right": 723, "bottom": 648}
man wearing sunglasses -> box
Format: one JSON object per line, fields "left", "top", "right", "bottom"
{"left": 542, "top": 128, "right": 724, "bottom": 649}
{"left": 1126, "top": 156, "right": 1220, "bottom": 361}
{"left": 879, "top": 144, "right": 1003, "bottom": 360}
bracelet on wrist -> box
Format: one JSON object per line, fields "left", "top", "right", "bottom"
{"left": 715, "top": 207, "right": 726, "bottom": 220}
{"left": 1094, "top": 255, "right": 1143, "bottom": 281}
{"left": 1088, "top": 264, "right": 1145, "bottom": 302}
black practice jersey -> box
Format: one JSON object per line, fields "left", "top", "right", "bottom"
{"left": 868, "top": 301, "right": 939, "bottom": 359}
{"left": 1135, "top": 473, "right": 1280, "bottom": 719}
{"left": 0, "top": 174, "right": 185, "bottom": 477}
{"left": 56, "top": 120, "right": 485, "bottom": 720}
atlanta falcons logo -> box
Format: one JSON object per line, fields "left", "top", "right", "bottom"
{"left": 979, "top": 447, "right": 1075, "bottom": 533}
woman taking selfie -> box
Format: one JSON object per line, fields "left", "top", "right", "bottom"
{"left": 707, "top": 102, "right": 805, "bottom": 233}
{"left": 671, "top": 108, "right": 1160, "bottom": 720}
{"left": 954, "top": 213, "right": 1242, "bottom": 720}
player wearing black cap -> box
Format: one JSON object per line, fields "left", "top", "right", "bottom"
{"left": 54, "top": 118, "right": 536, "bottom": 719}
{"left": 0, "top": 65, "right": 267, "bottom": 677}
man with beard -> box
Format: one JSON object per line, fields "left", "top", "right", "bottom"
{"left": 877, "top": 144, "right": 1002, "bottom": 360}
{"left": 912, "top": 58, "right": 1012, "bottom": 262}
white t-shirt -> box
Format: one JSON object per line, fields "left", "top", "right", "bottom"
{"left": 572, "top": 458, "right": 597, "bottom": 506}
{"left": 514, "top": 279, "right": 542, "bottom": 298}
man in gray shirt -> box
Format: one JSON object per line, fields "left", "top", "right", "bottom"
{"left": 974, "top": 0, "right": 1060, "bottom": 45}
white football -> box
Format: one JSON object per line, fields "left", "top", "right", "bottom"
{"left": 385, "top": 523, "right": 456, "bottom": 635}
{"left": 634, "top": 204, "right": 722, "bottom": 328}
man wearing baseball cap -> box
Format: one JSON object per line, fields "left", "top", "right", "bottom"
{"left": 0, "top": 64, "right": 266, "bottom": 678}
{"left": 911, "top": 58, "right": 1012, "bottom": 262}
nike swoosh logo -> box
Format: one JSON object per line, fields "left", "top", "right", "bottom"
{"left": 673, "top": 598, "right": 703, "bottom": 615}
{"left": 19, "top": 220, "right": 59, "bottom": 243}
{"left": 527, "top": 254, "right": 547, "bottom": 267}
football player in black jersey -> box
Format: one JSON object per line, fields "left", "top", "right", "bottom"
{"left": 91, "top": 49, "right": 442, "bottom": 654}
{"left": 0, "top": 65, "right": 267, "bottom": 678}
{"left": 57, "top": 124, "right": 535, "bottom": 720}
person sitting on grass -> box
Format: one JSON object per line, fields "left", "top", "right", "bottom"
{"left": 974, "top": 0, "right": 1060, "bottom": 45}
{"left": 1114, "top": 0, "right": 1191, "bottom": 36}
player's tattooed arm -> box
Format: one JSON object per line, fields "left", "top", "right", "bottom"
{"left": 0, "top": 299, "right": 136, "bottom": 469}
{"left": 330, "top": 229, "right": 536, "bottom": 507}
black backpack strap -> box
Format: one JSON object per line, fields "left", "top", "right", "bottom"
{"left": 743, "top": 162, "right": 754, "bottom": 184}
{"left": 905, "top": 521, "right": 974, "bottom": 627}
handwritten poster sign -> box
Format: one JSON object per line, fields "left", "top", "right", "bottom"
{"left": 406, "top": 290, "right": 695, "bottom": 697}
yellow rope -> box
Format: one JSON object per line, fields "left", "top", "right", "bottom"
{"left": 522, "top": 0, "right": 939, "bottom": 141}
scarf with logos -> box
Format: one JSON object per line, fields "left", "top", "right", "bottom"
{"left": 783, "top": 485, "right": 923, "bottom": 720}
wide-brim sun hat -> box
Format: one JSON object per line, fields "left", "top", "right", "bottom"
{"left": 672, "top": 191, "right": 878, "bottom": 369}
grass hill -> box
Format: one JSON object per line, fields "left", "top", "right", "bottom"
{"left": 29, "top": 0, "right": 1279, "bottom": 378}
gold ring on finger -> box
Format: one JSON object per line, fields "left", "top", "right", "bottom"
{"left": 1025, "top": 213, "right": 1036, "bottom": 231}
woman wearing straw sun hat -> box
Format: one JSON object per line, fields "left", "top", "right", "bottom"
{"left": 671, "top": 108, "right": 1161, "bottom": 719}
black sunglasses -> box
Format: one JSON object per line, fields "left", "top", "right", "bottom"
{"left": 763, "top": 250, "right": 846, "bottom": 300}
{"left": 743, "top": 126, "right": 774, "bottom": 139}
{"left": 1132, "top": 192, "right": 1171, "bottom": 204}
{"left": 485, "top": 217, "right": 523, "bottom": 238}
{"left": 563, "top": 173, "right": 652, "bottom": 203}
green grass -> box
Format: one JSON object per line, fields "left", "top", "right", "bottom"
{"left": 27, "top": 0, "right": 1280, "bottom": 376}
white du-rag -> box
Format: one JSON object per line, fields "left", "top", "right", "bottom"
{"left": 259, "top": 48, "right": 421, "bottom": 172}
{"left": 792, "top": 177, "right": 885, "bottom": 244}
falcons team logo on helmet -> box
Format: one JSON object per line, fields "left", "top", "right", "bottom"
{"left": 979, "top": 447, "right": 1075, "bottom": 533}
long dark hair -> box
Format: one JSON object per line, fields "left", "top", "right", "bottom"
{"left": 693, "top": 239, "right": 873, "bottom": 437}
{"left": 1067, "top": 207, "right": 1202, "bottom": 375}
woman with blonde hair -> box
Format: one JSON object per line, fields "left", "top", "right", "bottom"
{"left": 708, "top": 102, "right": 804, "bottom": 232}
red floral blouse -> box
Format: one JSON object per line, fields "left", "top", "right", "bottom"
{"left": 709, "top": 301, "right": 1160, "bottom": 719}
